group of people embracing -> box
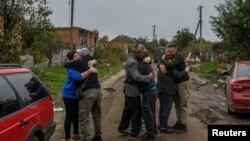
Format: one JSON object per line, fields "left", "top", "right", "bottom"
{"left": 118, "top": 43, "right": 190, "bottom": 141}
{"left": 61, "top": 48, "right": 103, "bottom": 141}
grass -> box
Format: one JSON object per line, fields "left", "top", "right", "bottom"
{"left": 191, "top": 61, "right": 227, "bottom": 84}
{"left": 32, "top": 66, "right": 66, "bottom": 95}
{"left": 32, "top": 60, "right": 124, "bottom": 95}
{"left": 194, "top": 62, "right": 218, "bottom": 74}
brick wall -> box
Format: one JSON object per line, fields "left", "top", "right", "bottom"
{"left": 56, "top": 27, "right": 99, "bottom": 49}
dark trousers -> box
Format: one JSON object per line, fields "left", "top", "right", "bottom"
{"left": 158, "top": 90, "right": 175, "bottom": 128}
{"left": 63, "top": 97, "right": 79, "bottom": 140}
{"left": 118, "top": 96, "right": 142, "bottom": 136}
{"left": 142, "top": 90, "right": 157, "bottom": 136}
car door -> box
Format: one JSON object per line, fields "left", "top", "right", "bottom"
{"left": 6, "top": 72, "right": 54, "bottom": 140}
{"left": 0, "top": 76, "right": 32, "bottom": 141}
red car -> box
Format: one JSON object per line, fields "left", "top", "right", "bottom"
{"left": 225, "top": 61, "right": 250, "bottom": 114}
{"left": 0, "top": 64, "right": 56, "bottom": 141}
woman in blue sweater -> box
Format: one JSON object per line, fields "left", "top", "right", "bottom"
{"left": 62, "top": 51, "right": 97, "bottom": 141}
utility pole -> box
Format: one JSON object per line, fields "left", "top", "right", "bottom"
{"left": 153, "top": 25, "right": 157, "bottom": 47}
{"left": 194, "top": 6, "right": 203, "bottom": 40}
{"left": 153, "top": 25, "right": 156, "bottom": 42}
{"left": 190, "top": 5, "right": 204, "bottom": 59}
{"left": 70, "top": 0, "right": 75, "bottom": 50}
{"left": 199, "top": 5, "right": 203, "bottom": 41}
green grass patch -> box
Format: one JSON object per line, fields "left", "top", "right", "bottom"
{"left": 32, "top": 66, "right": 66, "bottom": 95}
{"left": 192, "top": 62, "right": 218, "bottom": 75}
{"left": 191, "top": 62, "right": 227, "bottom": 85}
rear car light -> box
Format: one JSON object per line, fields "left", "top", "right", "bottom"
{"left": 231, "top": 83, "right": 245, "bottom": 91}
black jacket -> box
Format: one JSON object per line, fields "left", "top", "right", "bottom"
{"left": 161, "top": 52, "right": 189, "bottom": 83}
{"left": 64, "top": 55, "right": 100, "bottom": 91}
{"left": 137, "top": 60, "right": 156, "bottom": 92}
{"left": 156, "top": 70, "right": 176, "bottom": 94}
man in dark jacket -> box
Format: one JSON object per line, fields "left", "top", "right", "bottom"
{"left": 159, "top": 43, "right": 190, "bottom": 134}
{"left": 62, "top": 51, "right": 96, "bottom": 141}
{"left": 137, "top": 49, "right": 158, "bottom": 140}
{"left": 64, "top": 49, "right": 102, "bottom": 141}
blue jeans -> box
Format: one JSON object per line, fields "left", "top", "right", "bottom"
{"left": 158, "top": 89, "right": 176, "bottom": 128}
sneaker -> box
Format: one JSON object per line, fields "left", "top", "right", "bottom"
{"left": 118, "top": 129, "right": 130, "bottom": 135}
{"left": 90, "top": 136, "right": 102, "bottom": 141}
{"left": 160, "top": 126, "right": 175, "bottom": 133}
{"left": 141, "top": 133, "right": 155, "bottom": 141}
{"left": 174, "top": 124, "right": 188, "bottom": 134}
{"left": 72, "top": 134, "right": 80, "bottom": 140}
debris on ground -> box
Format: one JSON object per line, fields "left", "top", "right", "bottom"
{"left": 54, "top": 107, "right": 64, "bottom": 112}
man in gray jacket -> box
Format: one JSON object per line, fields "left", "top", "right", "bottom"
{"left": 118, "top": 43, "right": 154, "bottom": 138}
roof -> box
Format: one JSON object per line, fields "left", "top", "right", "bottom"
{"left": 56, "top": 26, "right": 98, "bottom": 33}
{"left": 111, "top": 35, "right": 136, "bottom": 44}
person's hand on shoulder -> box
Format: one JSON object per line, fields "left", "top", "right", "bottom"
{"left": 88, "top": 59, "right": 97, "bottom": 67}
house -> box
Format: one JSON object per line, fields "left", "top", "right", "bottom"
{"left": 107, "top": 35, "right": 136, "bottom": 54}
{"left": 56, "top": 27, "right": 99, "bottom": 50}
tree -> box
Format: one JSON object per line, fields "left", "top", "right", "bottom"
{"left": 100, "top": 35, "right": 109, "bottom": 42}
{"left": 0, "top": 0, "right": 50, "bottom": 63}
{"left": 159, "top": 38, "right": 168, "bottom": 47}
{"left": 21, "top": 1, "right": 52, "bottom": 50}
{"left": 173, "top": 28, "right": 194, "bottom": 48}
{"left": 134, "top": 37, "right": 160, "bottom": 55}
{"left": 210, "top": 0, "right": 250, "bottom": 60}
{"left": 33, "top": 30, "right": 63, "bottom": 67}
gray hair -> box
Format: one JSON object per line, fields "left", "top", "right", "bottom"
{"left": 76, "top": 48, "right": 90, "bottom": 56}
{"left": 133, "top": 43, "right": 145, "bottom": 52}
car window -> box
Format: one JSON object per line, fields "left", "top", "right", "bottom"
{"left": 0, "top": 77, "right": 20, "bottom": 118}
{"left": 6, "top": 73, "right": 47, "bottom": 106}
{"left": 237, "top": 64, "right": 250, "bottom": 77}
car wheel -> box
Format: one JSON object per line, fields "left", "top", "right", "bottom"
{"left": 227, "top": 106, "right": 233, "bottom": 115}
{"left": 30, "top": 135, "right": 39, "bottom": 141}
{"left": 227, "top": 105, "right": 237, "bottom": 115}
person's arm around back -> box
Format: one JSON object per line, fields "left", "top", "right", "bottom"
{"left": 161, "top": 53, "right": 184, "bottom": 70}
{"left": 127, "top": 60, "right": 153, "bottom": 83}
{"left": 68, "top": 67, "right": 97, "bottom": 81}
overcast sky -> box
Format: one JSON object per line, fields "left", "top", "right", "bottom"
{"left": 47, "top": 0, "right": 224, "bottom": 41}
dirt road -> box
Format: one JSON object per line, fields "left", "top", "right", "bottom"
{"left": 50, "top": 64, "right": 250, "bottom": 141}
